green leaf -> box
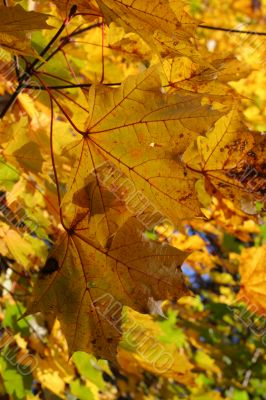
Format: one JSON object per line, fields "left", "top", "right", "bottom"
{"left": 159, "top": 310, "right": 187, "bottom": 348}
{"left": 0, "top": 156, "right": 19, "bottom": 191}
{"left": 222, "top": 233, "right": 242, "bottom": 254}
{"left": 0, "top": 355, "right": 32, "bottom": 400}
{"left": 70, "top": 379, "right": 95, "bottom": 400}
{"left": 3, "top": 303, "right": 30, "bottom": 336}
{"left": 72, "top": 352, "right": 105, "bottom": 390}
{"left": 230, "top": 388, "right": 249, "bottom": 400}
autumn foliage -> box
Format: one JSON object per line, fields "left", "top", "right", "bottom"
{"left": 0, "top": 0, "right": 265, "bottom": 399}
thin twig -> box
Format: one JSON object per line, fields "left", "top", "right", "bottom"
{"left": 26, "top": 5, "right": 77, "bottom": 73}
{"left": 33, "top": 73, "right": 85, "bottom": 135}
{"left": 0, "top": 283, "right": 27, "bottom": 299}
{"left": 0, "top": 5, "right": 77, "bottom": 119}
{"left": 35, "top": 21, "right": 102, "bottom": 68}
{"left": 35, "top": 70, "right": 80, "bottom": 85}
{"left": 198, "top": 24, "right": 266, "bottom": 36}
{"left": 24, "top": 82, "right": 121, "bottom": 90}
{"left": 54, "top": 89, "right": 90, "bottom": 113}
{"left": 62, "top": 21, "right": 103, "bottom": 39}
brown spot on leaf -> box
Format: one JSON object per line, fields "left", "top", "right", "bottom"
{"left": 40, "top": 258, "right": 59, "bottom": 277}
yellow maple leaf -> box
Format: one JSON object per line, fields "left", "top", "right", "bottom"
{"left": 95, "top": 0, "right": 199, "bottom": 59}
{"left": 238, "top": 244, "right": 266, "bottom": 314}
{"left": 27, "top": 217, "right": 188, "bottom": 360}
{"left": 59, "top": 66, "right": 222, "bottom": 244}
{"left": 53, "top": 0, "right": 102, "bottom": 19}
{"left": 163, "top": 55, "right": 251, "bottom": 96}
{"left": 0, "top": 4, "right": 53, "bottom": 56}
{"left": 182, "top": 107, "right": 262, "bottom": 212}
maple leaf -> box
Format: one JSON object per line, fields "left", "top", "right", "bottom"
{"left": 0, "top": 4, "right": 53, "bottom": 56}
{"left": 53, "top": 0, "right": 102, "bottom": 19}
{"left": 95, "top": 0, "right": 199, "bottom": 59}
{"left": 1, "top": 0, "right": 266, "bottom": 395}
{"left": 182, "top": 107, "right": 260, "bottom": 212}
{"left": 0, "top": 117, "right": 47, "bottom": 183}
{"left": 59, "top": 66, "right": 223, "bottom": 245}
{"left": 226, "top": 134, "right": 266, "bottom": 210}
{"left": 27, "top": 65, "right": 224, "bottom": 360}
{"left": 238, "top": 244, "right": 266, "bottom": 315}
{"left": 163, "top": 56, "right": 252, "bottom": 96}
{"left": 27, "top": 217, "right": 188, "bottom": 360}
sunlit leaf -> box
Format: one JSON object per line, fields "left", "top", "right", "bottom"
{"left": 0, "top": 4, "right": 53, "bottom": 55}
{"left": 27, "top": 217, "right": 187, "bottom": 360}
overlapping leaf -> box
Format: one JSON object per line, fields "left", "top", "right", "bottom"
{"left": 95, "top": 0, "right": 199, "bottom": 59}
{"left": 27, "top": 217, "right": 188, "bottom": 360}
{"left": 53, "top": 0, "right": 102, "bottom": 19}
{"left": 238, "top": 244, "right": 266, "bottom": 314}
{"left": 60, "top": 66, "right": 223, "bottom": 244}
{"left": 227, "top": 134, "right": 266, "bottom": 209}
{"left": 117, "top": 307, "right": 195, "bottom": 384}
{"left": 0, "top": 0, "right": 265, "bottom": 396}
{"left": 163, "top": 56, "right": 252, "bottom": 96}
{"left": 27, "top": 65, "right": 227, "bottom": 360}
{"left": 0, "top": 4, "right": 53, "bottom": 55}
{"left": 182, "top": 107, "right": 261, "bottom": 212}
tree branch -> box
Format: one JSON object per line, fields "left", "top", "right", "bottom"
{"left": 198, "top": 24, "right": 266, "bottom": 36}
{"left": 24, "top": 82, "right": 121, "bottom": 90}
{"left": 63, "top": 21, "right": 103, "bottom": 39}
{"left": 34, "top": 9, "right": 99, "bottom": 68}
{"left": 0, "top": 5, "right": 77, "bottom": 119}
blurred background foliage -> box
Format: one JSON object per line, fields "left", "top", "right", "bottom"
{"left": 0, "top": 0, "right": 266, "bottom": 399}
